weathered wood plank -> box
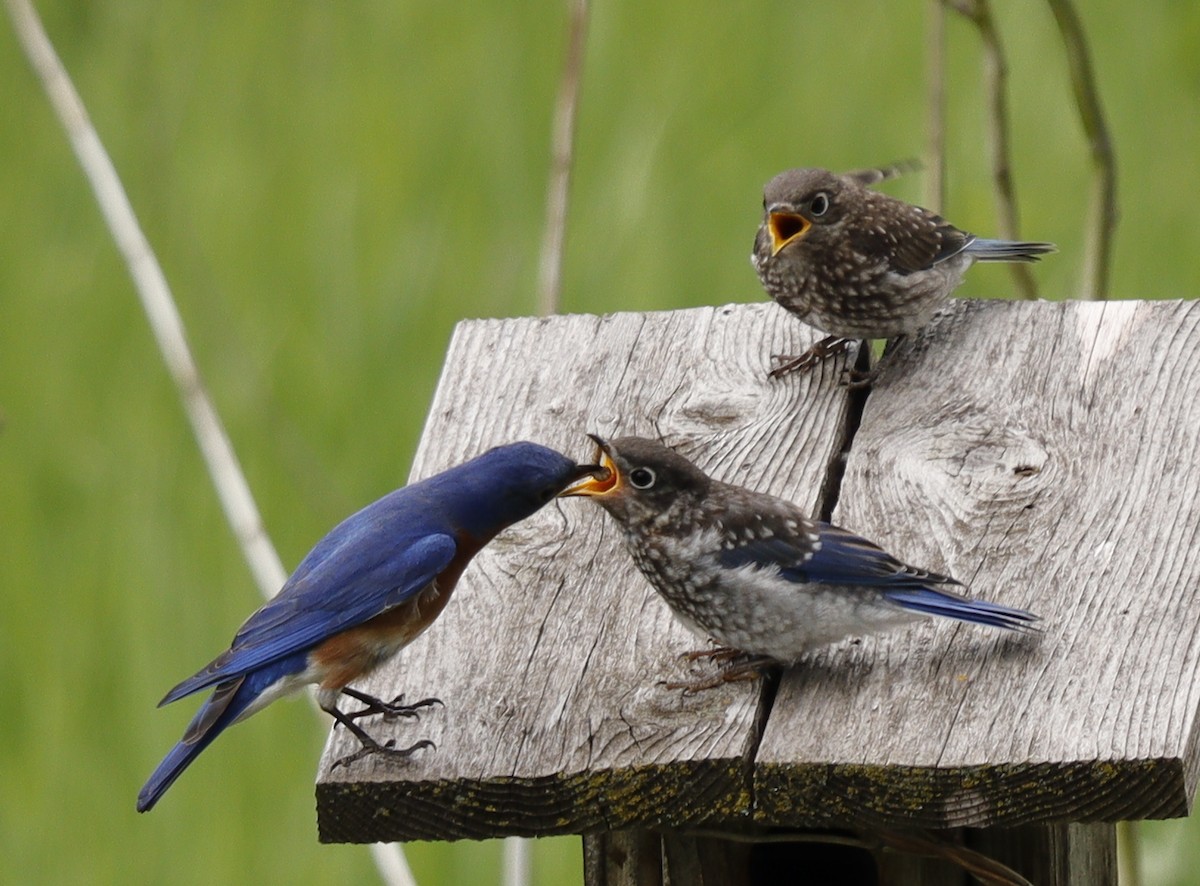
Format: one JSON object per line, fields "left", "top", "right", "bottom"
{"left": 316, "top": 303, "right": 861, "bottom": 842}
{"left": 756, "top": 299, "right": 1200, "bottom": 830}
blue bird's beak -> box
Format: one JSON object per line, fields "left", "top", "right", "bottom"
{"left": 768, "top": 209, "right": 811, "bottom": 255}
{"left": 560, "top": 435, "right": 618, "bottom": 497}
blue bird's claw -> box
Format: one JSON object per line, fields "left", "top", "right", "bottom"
{"left": 339, "top": 687, "right": 444, "bottom": 724}
{"left": 331, "top": 737, "right": 437, "bottom": 772}
{"left": 327, "top": 696, "right": 438, "bottom": 769}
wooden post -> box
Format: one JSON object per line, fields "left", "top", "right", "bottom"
{"left": 315, "top": 300, "right": 1200, "bottom": 884}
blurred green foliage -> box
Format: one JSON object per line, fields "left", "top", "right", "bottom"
{"left": 1, "top": 2, "right": 1197, "bottom": 884}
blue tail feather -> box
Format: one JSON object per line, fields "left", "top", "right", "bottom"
{"left": 884, "top": 587, "right": 1037, "bottom": 631}
{"left": 137, "top": 678, "right": 251, "bottom": 812}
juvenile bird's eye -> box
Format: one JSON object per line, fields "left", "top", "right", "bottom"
{"left": 810, "top": 192, "right": 830, "bottom": 217}
{"left": 628, "top": 467, "right": 656, "bottom": 489}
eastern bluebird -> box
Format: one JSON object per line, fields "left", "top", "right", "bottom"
{"left": 751, "top": 166, "right": 1056, "bottom": 377}
{"left": 562, "top": 436, "right": 1036, "bottom": 691}
{"left": 138, "top": 442, "right": 600, "bottom": 812}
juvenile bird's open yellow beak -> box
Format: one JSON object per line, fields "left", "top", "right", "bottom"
{"left": 560, "top": 435, "right": 619, "bottom": 497}
{"left": 768, "top": 210, "right": 811, "bottom": 255}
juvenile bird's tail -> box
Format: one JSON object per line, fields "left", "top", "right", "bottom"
{"left": 137, "top": 677, "right": 247, "bottom": 812}
{"left": 885, "top": 587, "right": 1038, "bottom": 632}
{"left": 965, "top": 238, "right": 1057, "bottom": 263}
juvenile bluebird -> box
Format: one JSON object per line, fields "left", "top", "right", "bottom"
{"left": 751, "top": 166, "right": 1056, "bottom": 377}
{"left": 138, "top": 442, "right": 600, "bottom": 812}
{"left": 562, "top": 436, "right": 1036, "bottom": 691}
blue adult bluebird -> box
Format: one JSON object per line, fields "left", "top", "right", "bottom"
{"left": 562, "top": 436, "right": 1036, "bottom": 691}
{"left": 138, "top": 442, "right": 600, "bottom": 812}
{"left": 751, "top": 166, "right": 1055, "bottom": 376}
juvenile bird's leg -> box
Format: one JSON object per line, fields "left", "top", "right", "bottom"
{"left": 768, "top": 335, "right": 856, "bottom": 379}
{"left": 679, "top": 645, "right": 748, "bottom": 665}
{"left": 325, "top": 703, "right": 436, "bottom": 771}
{"left": 339, "top": 686, "right": 443, "bottom": 723}
{"left": 840, "top": 333, "right": 908, "bottom": 389}
{"left": 664, "top": 651, "right": 776, "bottom": 695}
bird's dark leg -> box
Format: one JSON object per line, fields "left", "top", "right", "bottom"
{"left": 338, "top": 686, "right": 443, "bottom": 723}
{"left": 325, "top": 703, "right": 436, "bottom": 771}
{"left": 769, "top": 335, "right": 856, "bottom": 379}
{"left": 663, "top": 650, "right": 776, "bottom": 695}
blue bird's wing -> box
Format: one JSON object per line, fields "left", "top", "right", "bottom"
{"left": 160, "top": 530, "right": 458, "bottom": 705}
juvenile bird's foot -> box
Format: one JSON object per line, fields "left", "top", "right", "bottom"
{"left": 768, "top": 335, "right": 855, "bottom": 379}
{"left": 663, "top": 651, "right": 775, "bottom": 695}
{"left": 331, "top": 735, "right": 436, "bottom": 771}
{"left": 340, "top": 687, "right": 443, "bottom": 723}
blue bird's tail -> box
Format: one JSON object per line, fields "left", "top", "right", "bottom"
{"left": 884, "top": 587, "right": 1037, "bottom": 632}
{"left": 137, "top": 677, "right": 248, "bottom": 812}
{"left": 965, "top": 238, "right": 1057, "bottom": 263}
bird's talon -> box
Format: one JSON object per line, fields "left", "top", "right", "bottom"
{"left": 330, "top": 736, "right": 436, "bottom": 771}
{"left": 340, "top": 688, "right": 445, "bottom": 723}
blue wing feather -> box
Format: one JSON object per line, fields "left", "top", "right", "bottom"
{"left": 161, "top": 530, "right": 457, "bottom": 705}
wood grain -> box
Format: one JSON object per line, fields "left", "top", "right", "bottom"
{"left": 316, "top": 303, "right": 861, "bottom": 842}
{"left": 756, "top": 299, "right": 1200, "bottom": 830}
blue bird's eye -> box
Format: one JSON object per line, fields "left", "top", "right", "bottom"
{"left": 810, "top": 192, "right": 830, "bottom": 217}
{"left": 628, "top": 467, "right": 656, "bottom": 490}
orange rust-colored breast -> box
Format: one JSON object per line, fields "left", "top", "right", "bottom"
{"left": 310, "top": 537, "right": 482, "bottom": 690}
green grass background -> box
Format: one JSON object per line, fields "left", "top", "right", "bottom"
{"left": 2, "top": 2, "right": 1197, "bottom": 883}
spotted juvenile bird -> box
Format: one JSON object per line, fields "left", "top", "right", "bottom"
{"left": 562, "top": 436, "right": 1036, "bottom": 690}
{"left": 751, "top": 166, "right": 1056, "bottom": 377}
{"left": 138, "top": 442, "right": 601, "bottom": 812}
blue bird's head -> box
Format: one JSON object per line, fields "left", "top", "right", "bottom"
{"left": 430, "top": 441, "right": 604, "bottom": 540}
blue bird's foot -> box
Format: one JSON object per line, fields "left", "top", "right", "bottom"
{"left": 326, "top": 699, "right": 437, "bottom": 770}
{"left": 339, "top": 687, "right": 443, "bottom": 723}
{"left": 330, "top": 735, "right": 437, "bottom": 771}
{"left": 663, "top": 649, "right": 776, "bottom": 695}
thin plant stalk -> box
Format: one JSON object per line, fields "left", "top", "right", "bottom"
{"left": 1045, "top": 0, "right": 1117, "bottom": 301}
{"left": 925, "top": 0, "right": 947, "bottom": 212}
{"left": 536, "top": 0, "right": 590, "bottom": 317}
{"left": 948, "top": 0, "right": 1039, "bottom": 300}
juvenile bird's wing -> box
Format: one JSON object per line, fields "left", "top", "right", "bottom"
{"left": 718, "top": 519, "right": 954, "bottom": 588}
{"left": 718, "top": 521, "right": 1035, "bottom": 631}
{"left": 160, "top": 529, "right": 457, "bottom": 705}
{"left": 792, "top": 523, "right": 957, "bottom": 588}
{"left": 847, "top": 192, "right": 972, "bottom": 274}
